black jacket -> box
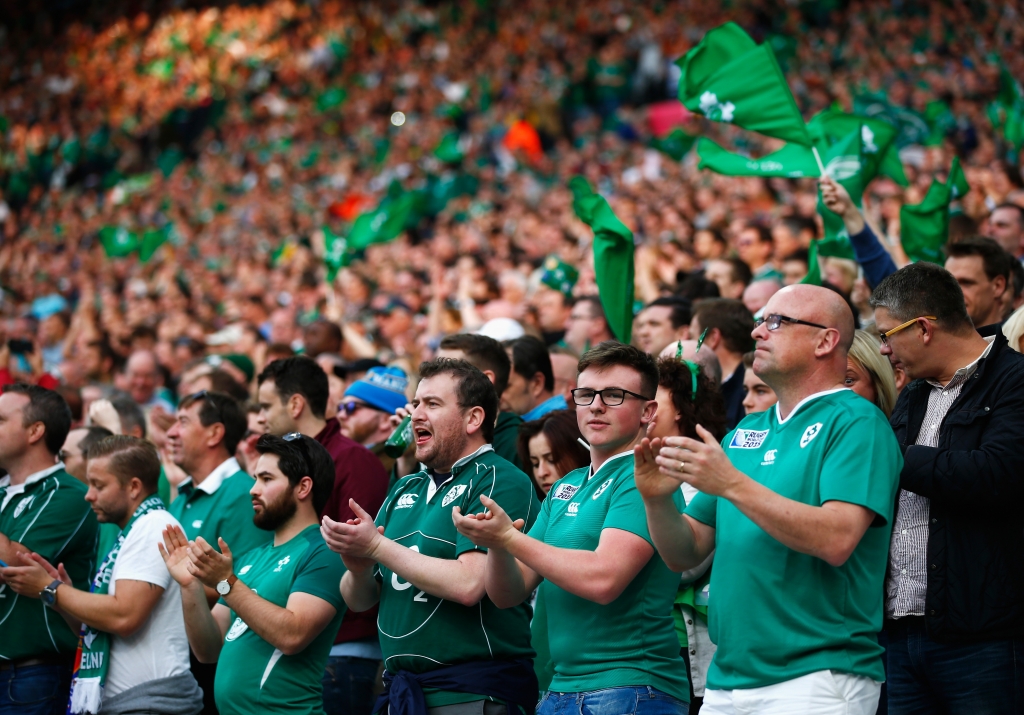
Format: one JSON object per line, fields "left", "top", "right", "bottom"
{"left": 889, "top": 333, "right": 1024, "bottom": 643}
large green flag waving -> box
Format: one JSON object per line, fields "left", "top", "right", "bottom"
{"left": 323, "top": 225, "right": 349, "bottom": 281}
{"left": 570, "top": 177, "right": 635, "bottom": 344}
{"left": 649, "top": 128, "right": 698, "bottom": 161}
{"left": 900, "top": 157, "right": 969, "bottom": 264}
{"left": 799, "top": 239, "right": 823, "bottom": 286}
{"left": 816, "top": 128, "right": 866, "bottom": 259}
{"left": 677, "top": 23, "right": 811, "bottom": 146}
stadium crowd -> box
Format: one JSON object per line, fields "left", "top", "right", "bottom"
{"left": 1, "top": 0, "right": 1024, "bottom": 714}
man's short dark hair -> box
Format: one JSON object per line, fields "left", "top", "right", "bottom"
{"left": 205, "top": 370, "right": 251, "bottom": 402}
{"left": 3, "top": 384, "right": 72, "bottom": 456}
{"left": 506, "top": 336, "right": 554, "bottom": 392}
{"left": 720, "top": 257, "right": 753, "bottom": 288}
{"left": 576, "top": 342, "right": 659, "bottom": 400}
{"left": 79, "top": 426, "right": 114, "bottom": 460}
{"left": 108, "top": 392, "right": 148, "bottom": 439}
{"left": 178, "top": 391, "right": 247, "bottom": 454}
{"left": 418, "top": 358, "right": 498, "bottom": 443}
{"left": 645, "top": 296, "right": 693, "bottom": 330}
{"left": 747, "top": 224, "right": 773, "bottom": 244}
{"left": 692, "top": 299, "right": 756, "bottom": 355}
{"left": 946, "top": 236, "right": 1014, "bottom": 283}
{"left": 254, "top": 434, "right": 335, "bottom": 514}
{"left": 438, "top": 334, "right": 512, "bottom": 396}
{"left": 675, "top": 271, "right": 721, "bottom": 301}
{"left": 782, "top": 248, "right": 810, "bottom": 266}
{"left": 257, "top": 356, "right": 329, "bottom": 419}
{"left": 87, "top": 435, "right": 161, "bottom": 493}
{"left": 993, "top": 203, "right": 1024, "bottom": 228}
{"left": 574, "top": 295, "right": 612, "bottom": 336}
{"left": 870, "top": 262, "right": 973, "bottom": 333}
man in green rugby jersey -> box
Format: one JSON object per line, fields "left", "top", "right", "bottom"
{"left": 0, "top": 384, "right": 98, "bottom": 715}
{"left": 637, "top": 285, "right": 901, "bottom": 715}
{"left": 453, "top": 342, "right": 691, "bottom": 715}
{"left": 320, "top": 358, "right": 539, "bottom": 714}
{"left": 161, "top": 433, "right": 346, "bottom": 715}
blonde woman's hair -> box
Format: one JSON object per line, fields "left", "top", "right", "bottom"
{"left": 848, "top": 330, "right": 898, "bottom": 417}
{"left": 1002, "top": 304, "right": 1024, "bottom": 354}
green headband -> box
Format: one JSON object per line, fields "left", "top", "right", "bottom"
{"left": 675, "top": 328, "right": 709, "bottom": 401}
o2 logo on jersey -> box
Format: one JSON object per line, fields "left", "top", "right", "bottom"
{"left": 225, "top": 617, "right": 249, "bottom": 641}
{"left": 551, "top": 483, "right": 578, "bottom": 500}
{"left": 800, "top": 423, "right": 823, "bottom": 448}
{"left": 441, "top": 484, "right": 466, "bottom": 507}
{"left": 395, "top": 493, "right": 418, "bottom": 509}
{"left": 566, "top": 502, "right": 580, "bottom": 516}
{"left": 729, "top": 429, "right": 769, "bottom": 449}
{"left": 592, "top": 479, "right": 613, "bottom": 500}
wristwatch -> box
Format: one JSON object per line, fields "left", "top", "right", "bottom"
{"left": 216, "top": 574, "right": 238, "bottom": 596}
{"left": 40, "top": 579, "right": 63, "bottom": 607}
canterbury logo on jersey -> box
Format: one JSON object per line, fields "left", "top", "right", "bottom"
{"left": 395, "top": 493, "right": 419, "bottom": 509}
{"left": 729, "top": 429, "right": 769, "bottom": 449}
{"left": 566, "top": 502, "right": 579, "bottom": 516}
{"left": 551, "top": 483, "right": 578, "bottom": 500}
{"left": 441, "top": 484, "right": 467, "bottom": 507}
{"left": 761, "top": 449, "right": 777, "bottom": 466}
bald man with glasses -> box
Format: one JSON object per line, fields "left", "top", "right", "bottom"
{"left": 636, "top": 284, "right": 903, "bottom": 714}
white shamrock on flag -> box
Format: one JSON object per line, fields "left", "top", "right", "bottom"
{"left": 699, "top": 91, "right": 736, "bottom": 123}
{"left": 861, "top": 125, "right": 878, "bottom": 153}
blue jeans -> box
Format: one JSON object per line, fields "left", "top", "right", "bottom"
{"left": 322, "top": 656, "right": 380, "bottom": 715}
{"left": 885, "top": 617, "right": 1023, "bottom": 715}
{"left": 538, "top": 687, "right": 689, "bottom": 715}
{"left": 0, "top": 663, "right": 72, "bottom": 715}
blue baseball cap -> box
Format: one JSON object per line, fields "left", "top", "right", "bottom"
{"left": 344, "top": 367, "right": 409, "bottom": 414}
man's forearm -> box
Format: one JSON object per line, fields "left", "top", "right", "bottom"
{"left": 374, "top": 539, "right": 484, "bottom": 606}
{"left": 222, "top": 580, "right": 328, "bottom": 655}
{"left": 341, "top": 569, "right": 381, "bottom": 613}
{"left": 53, "top": 586, "right": 137, "bottom": 636}
{"left": 642, "top": 495, "right": 708, "bottom": 572}
{"left": 180, "top": 581, "right": 225, "bottom": 663}
{"left": 724, "top": 477, "right": 868, "bottom": 567}
{"left": 503, "top": 531, "right": 633, "bottom": 604}
{"left": 0, "top": 533, "right": 27, "bottom": 565}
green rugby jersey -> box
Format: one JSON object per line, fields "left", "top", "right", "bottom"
{"left": 528, "top": 452, "right": 690, "bottom": 701}
{"left": 375, "top": 445, "right": 538, "bottom": 707}
{"left": 0, "top": 465, "right": 98, "bottom": 661}
{"left": 214, "top": 525, "right": 346, "bottom": 715}
{"left": 685, "top": 388, "right": 902, "bottom": 690}
{"left": 169, "top": 459, "right": 270, "bottom": 555}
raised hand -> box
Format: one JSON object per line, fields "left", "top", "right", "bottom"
{"left": 656, "top": 425, "right": 745, "bottom": 498}
{"left": 321, "top": 499, "right": 386, "bottom": 562}
{"left": 158, "top": 524, "right": 195, "bottom": 587}
{"left": 186, "top": 537, "right": 234, "bottom": 588}
{"left": 634, "top": 437, "right": 684, "bottom": 499}
{"left": 451, "top": 495, "right": 524, "bottom": 550}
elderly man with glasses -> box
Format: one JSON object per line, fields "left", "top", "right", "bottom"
{"left": 871, "top": 262, "right": 1024, "bottom": 715}
{"left": 635, "top": 284, "right": 903, "bottom": 715}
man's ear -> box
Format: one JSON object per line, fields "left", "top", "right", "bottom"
{"left": 464, "top": 405, "right": 486, "bottom": 435}
{"left": 481, "top": 369, "right": 497, "bottom": 387}
{"left": 529, "top": 372, "right": 547, "bottom": 397}
{"left": 288, "top": 394, "right": 306, "bottom": 419}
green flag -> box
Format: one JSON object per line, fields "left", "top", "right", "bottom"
{"left": 900, "top": 157, "right": 970, "bottom": 264}
{"left": 696, "top": 137, "right": 819, "bottom": 177}
{"left": 139, "top": 226, "right": 170, "bottom": 262}
{"left": 807, "top": 110, "right": 907, "bottom": 186}
{"left": 677, "top": 23, "right": 811, "bottom": 146}
{"left": 649, "top": 128, "right": 697, "bottom": 161}
{"left": 99, "top": 226, "right": 139, "bottom": 258}
{"left": 570, "top": 177, "right": 634, "bottom": 344}
{"left": 799, "top": 239, "right": 823, "bottom": 286}
{"left": 434, "top": 133, "right": 465, "bottom": 164}
{"left": 815, "top": 128, "right": 866, "bottom": 260}
{"left": 323, "top": 225, "right": 349, "bottom": 281}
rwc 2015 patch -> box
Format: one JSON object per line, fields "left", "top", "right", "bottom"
{"left": 729, "top": 429, "right": 770, "bottom": 449}
{"left": 551, "top": 483, "right": 579, "bottom": 500}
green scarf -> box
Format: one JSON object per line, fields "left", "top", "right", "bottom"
{"left": 70, "top": 495, "right": 165, "bottom": 714}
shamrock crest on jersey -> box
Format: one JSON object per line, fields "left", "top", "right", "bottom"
{"left": 273, "top": 555, "right": 291, "bottom": 572}
{"left": 441, "top": 484, "right": 466, "bottom": 507}
{"left": 12, "top": 496, "right": 34, "bottom": 518}
{"left": 699, "top": 91, "right": 735, "bottom": 122}
{"left": 592, "top": 479, "right": 614, "bottom": 500}
{"left": 800, "top": 423, "right": 823, "bottom": 448}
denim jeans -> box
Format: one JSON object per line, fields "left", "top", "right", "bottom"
{"left": 322, "top": 656, "right": 380, "bottom": 715}
{"left": 537, "top": 687, "right": 689, "bottom": 715}
{"left": 885, "top": 617, "right": 1023, "bottom": 715}
{"left": 0, "top": 663, "right": 72, "bottom": 715}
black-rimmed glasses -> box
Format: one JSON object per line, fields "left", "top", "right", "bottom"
{"left": 754, "top": 313, "right": 830, "bottom": 332}
{"left": 571, "top": 387, "right": 653, "bottom": 407}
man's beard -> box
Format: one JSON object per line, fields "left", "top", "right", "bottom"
{"left": 253, "top": 489, "right": 298, "bottom": 531}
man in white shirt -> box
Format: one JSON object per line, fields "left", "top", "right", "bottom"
{"left": 1, "top": 435, "right": 202, "bottom": 715}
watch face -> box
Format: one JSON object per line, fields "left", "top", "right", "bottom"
{"left": 216, "top": 580, "right": 230, "bottom": 596}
